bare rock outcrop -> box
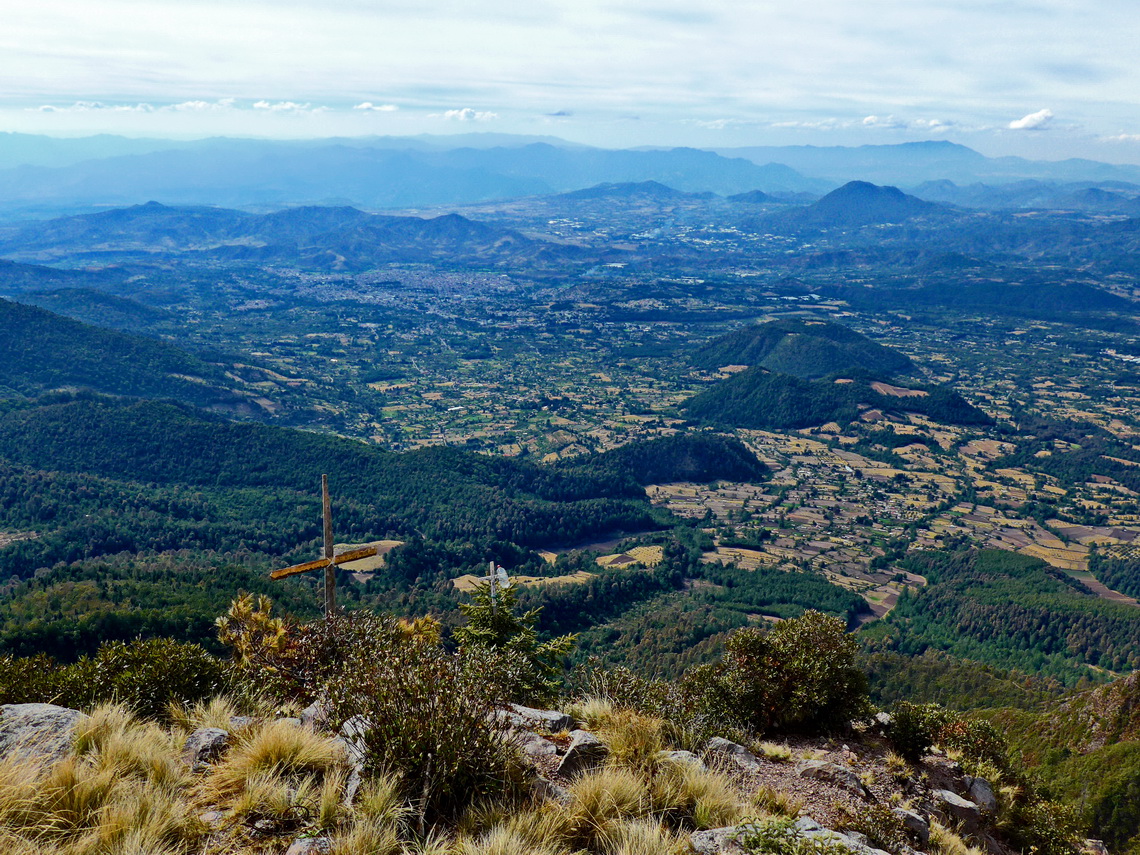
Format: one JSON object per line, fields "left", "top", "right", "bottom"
{"left": 0, "top": 703, "right": 83, "bottom": 764}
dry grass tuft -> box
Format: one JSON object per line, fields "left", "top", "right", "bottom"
{"left": 679, "top": 765, "right": 746, "bottom": 830}
{"left": 0, "top": 710, "right": 203, "bottom": 855}
{"left": 600, "top": 817, "right": 687, "bottom": 855}
{"left": 928, "top": 820, "right": 986, "bottom": 855}
{"left": 204, "top": 719, "right": 346, "bottom": 799}
{"left": 457, "top": 824, "right": 562, "bottom": 855}
{"left": 751, "top": 784, "right": 804, "bottom": 818}
{"left": 167, "top": 696, "right": 241, "bottom": 738}
{"left": 330, "top": 818, "right": 403, "bottom": 855}
{"left": 76, "top": 705, "right": 186, "bottom": 792}
{"left": 568, "top": 697, "right": 615, "bottom": 731}
{"left": 597, "top": 710, "right": 666, "bottom": 772}
{"left": 752, "top": 741, "right": 795, "bottom": 764}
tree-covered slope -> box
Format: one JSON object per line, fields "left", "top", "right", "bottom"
{"left": 691, "top": 318, "right": 916, "bottom": 379}
{"left": 0, "top": 397, "right": 774, "bottom": 579}
{"left": 682, "top": 368, "right": 989, "bottom": 430}
{"left": 0, "top": 298, "right": 240, "bottom": 407}
{"left": 862, "top": 548, "right": 1140, "bottom": 684}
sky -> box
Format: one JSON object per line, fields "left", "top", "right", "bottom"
{"left": 3, "top": 0, "right": 1140, "bottom": 162}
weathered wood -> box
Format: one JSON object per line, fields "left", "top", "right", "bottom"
{"left": 269, "top": 545, "right": 380, "bottom": 580}
{"left": 269, "top": 475, "right": 382, "bottom": 617}
{"left": 322, "top": 474, "right": 336, "bottom": 616}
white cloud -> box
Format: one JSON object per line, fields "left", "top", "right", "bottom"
{"left": 862, "top": 115, "right": 953, "bottom": 133}
{"left": 165, "top": 98, "right": 236, "bottom": 112}
{"left": 1009, "top": 109, "right": 1054, "bottom": 130}
{"left": 771, "top": 118, "right": 850, "bottom": 130}
{"left": 1104, "top": 133, "right": 1140, "bottom": 142}
{"left": 442, "top": 107, "right": 497, "bottom": 122}
{"left": 863, "top": 115, "right": 905, "bottom": 129}
{"left": 35, "top": 101, "right": 154, "bottom": 113}
{"left": 253, "top": 100, "right": 324, "bottom": 113}
{"left": 353, "top": 102, "right": 398, "bottom": 111}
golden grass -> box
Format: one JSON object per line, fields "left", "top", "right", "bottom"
{"left": 752, "top": 741, "right": 794, "bottom": 764}
{"left": 567, "top": 696, "right": 614, "bottom": 731}
{"left": 928, "top": 820, "right": 986, "bottom": 855}
{"left": 0, "top": 708, "right": 204, "bottom": 855}
{"left": 601, "top": 818, "right": 687, "bottom": 855}
{"left": 167, "top": 696, "right": 241, "bottom": 738}
{"left": 751, "top": 784, "right": 803, "bottom": 818}
{"left": 456, "top": 825, "right": 563, "bottom": 855}
{"left": 330, "top": 818, "right": 403, "bottom": 855}
{"left": 204, "top": 718, "right": 347, "bottom": 799}
{"left": 597, "top": 710, "right": 665, "bottom": 772}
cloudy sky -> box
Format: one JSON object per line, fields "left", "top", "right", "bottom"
{"left": 4, "top": 0, "right": 1139, "bottom": 161}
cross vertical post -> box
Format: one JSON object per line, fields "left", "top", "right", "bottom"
{"left": 322, "top": 474, "right": 336, "bottom": 617}
{"left": 270, "top": 477, "right": 382, "bottom": 615}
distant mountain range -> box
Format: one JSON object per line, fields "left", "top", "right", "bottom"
{"left": 0, "top": 202, "right": 592, "bottom": 270}
{"left": 909, "top": 179, "right": 1140, "bottom": 213}
{"left": 714, "top": 140, "right": 1140, "bottom": 187}
{"left": 0, "top": 138, "right": 826, "bottom": 216}
{"left": 0, "top": 134, "right": 1137, "bottom": 217}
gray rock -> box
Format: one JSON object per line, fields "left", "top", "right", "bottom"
{"left": 689, "top": 825, "right": 750, "bottom": 855}
{"left": 693, "top": 819, "right": 891, "bottom": 855}
{"left": 199, "top": 810, "right": 225, "bottom": 826}
{"left": 517, "top": 732, "right": 560, "bottom": 759}
{"left": 965, "top": 775, "right": 997, "bottom": 813}
{"left": 343, "top": 765, "right": 364, "bottom": 806}
{"left": 660, "top": 749, "right": 706, "bottom": 770}
{"left": 299, "top": 700, "right": 329, "bottom": 730}
{"left": 932, "top": 789, "right": 980, "bottom": 834}
{"left": 228, "top": 715, "right": 255, "bottom": 730}
{"left": 892, "top": 808, "right": 930, "bottom": 845}
{"left": 555, "top": 729, "right": 608, "bottom": 778}
{"left": 874, "top": 711, "right": 894, "bottom": 727}
{"left": 530, "top": 775, "right": 572, "bottom": 806}
{"left": 706, "top": 737, "right": 764, "bottom": 772}
{"left": 498, "top": 703, "right": 575, "bottom": 733}
{"left": 0, "top": 703, "right": 83, "bottom": 764}
{"left": 794, "top": 817, "right": 891, "bottom": 855}
{"left": 181, "top": 727, "right": 229, "bottom": 772}
{"left": 796, "top": 759, "right": 869, "bottom": 798}
{"left": 1083, "top": 840, "right": 1110, "bottom": 855}
{"left": 285, "top": 838, "right": 330, "bottom": 855}
{"left": 337, "top": 715, "right": 370, "bottom": 767}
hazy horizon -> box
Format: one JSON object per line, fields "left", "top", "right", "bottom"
{"left": 5, "top": 1, "right": 1140, "bottom": 165}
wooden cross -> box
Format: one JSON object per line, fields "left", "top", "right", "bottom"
{"left": 270, "top": 474, "right": 379, "bottom": 617}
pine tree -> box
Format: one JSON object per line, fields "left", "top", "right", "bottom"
{"left": 454, "top": 582, "right": 576, "bottom": 705}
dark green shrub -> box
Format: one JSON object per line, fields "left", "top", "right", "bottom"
{"left": 938, "top": 717, "right": 1009, "bottom": 771}
{"left": 323, "top": 613, "right": 522, "bottom": 823}
{"left": 682, "top": 610, "right": 870, "bottom": 735}
{"left": 735, "top": 816, "right": 854, "bottom": 855}
{"left": 835, "top": 803, "right": 909, "bottom": 854}
{"left": 888, "top": 701, "right": 954, "bottom": 762}
{"left": 580, "top": 661, "right": 736, "bottom": 750}
{"left": 1005, "top": 799, "right": 1082, "bottom": 855}
{"left": 0, "top": 639, "right": 225, "bottom": 719}
{"left": 0, "top": 653, "right": 64, "bottom": 705}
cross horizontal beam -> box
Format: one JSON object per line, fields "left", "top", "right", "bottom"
{"left": 270, "top": 545, "right": 380, "bottom": 580}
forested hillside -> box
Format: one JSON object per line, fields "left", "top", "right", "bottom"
{"left": 862, "top": 549, "right": 1140, "bottom": 684}
{"left": 0, "top": 298, "right": 241, "bottom": 407}
{"left": 691, "top": 318, "right": 916, "bottom": 378}
{"left": 683, "top": 368, "right": 989, "bottom": 430}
